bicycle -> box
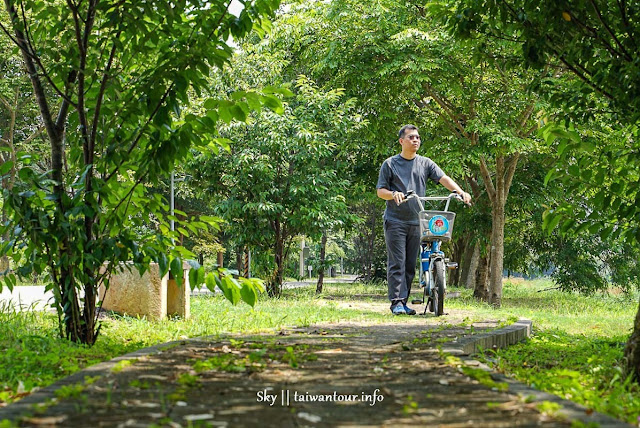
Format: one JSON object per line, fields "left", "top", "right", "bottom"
{"left": 403, "top": 191, "right": 464, "bottom": 317}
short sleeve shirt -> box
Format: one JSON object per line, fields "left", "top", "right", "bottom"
{"left": 376, "top": 154, "right": 445, "bottom": 225}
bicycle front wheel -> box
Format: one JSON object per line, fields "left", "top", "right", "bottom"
{"left": 433, "top": 260, "right": 445, "bottom": 316}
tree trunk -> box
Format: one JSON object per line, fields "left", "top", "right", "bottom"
{"left": 465, "top": 242, "right": 480, "bottom": 289}
{"left": 448, "top": 237, "right": 466, "bottom": 287}
{"left": 235, "top": 247, "right": 243, "bottom": 273}
{"left": 217, "top": 251, "right": 224, "bottom": 268}
{"left": 267, "top": 220, "right": 284, "bottom": 297}
{"left": 479, "top": 154, "right": 519, "bottom": 308}
{"left": 624, "top": 298, "right": 640, "bottom": 382}
{"left": 458, "top": 237, "right": 474, "bottom": 288}
{"left": 488, "top": 204, "right": 506, "bottom": 307}
{"left": 473, "top": 253, "right": 489, "bottom": 301}
{"left": 0, "top": 207, "right": 9, "bottom": 274}
{"left": 365, "top": 207, "right": 376, "bottom": 280}
{"left": 316, "top": 233, "right": 327, "bottom": 294}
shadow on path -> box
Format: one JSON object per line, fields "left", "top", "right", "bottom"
{"left": 1, "top": 320, "right": 580, "bottom": 427}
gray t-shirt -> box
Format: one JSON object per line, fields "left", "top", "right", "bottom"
{"left": 376, "top": 154, "right": 445, "bottom": 225}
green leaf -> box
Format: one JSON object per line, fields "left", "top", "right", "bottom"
{"left": 230, "top": 104, "right": 247, "bottom": 122}
{"left": 263, "top": 85, "right": 294, "bottom": 97}
{"left": 205, "top": 272, "right": 217, "bottom": 292}
{"left": 240, "top": 281, "right": 258, "bottom": 307}
{"left": 579, "top": 140, "right": 596, "bottom": 152}
{"left": 0, "top": 161, "right": 14, "bottom": 175}
{"left": 197, "top": 267, "right": 205, "bottom": 286}
{"left": 170, "top": 257, "right": 183, "bottom": 286}
{"left": 261, "top": 95, "right": 284, "bottom": 114}
{"left": 543, "top": 169, "right": 557, "bottom": 186}
{"left": 158, "top": 253, "right": 169, "bottom": 277}
{"left": 189, "top": 267, "right": 199, "bottom": 290}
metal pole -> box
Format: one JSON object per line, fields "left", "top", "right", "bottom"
{"left": 247, "top": 249, "right": 251, "bottom": 278}
{"left": 170, "top": 171, "right": 175, "bottom": 232}
{"left": 299, "top": 239, "right": 305, "bottom": 278}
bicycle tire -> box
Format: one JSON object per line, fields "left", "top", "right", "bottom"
{"left": 433, "top": 260, "right": 445, "bottom": 316}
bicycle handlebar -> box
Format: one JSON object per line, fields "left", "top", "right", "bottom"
{"left": 401, "top": 191, "right": 465, "bottom": 211}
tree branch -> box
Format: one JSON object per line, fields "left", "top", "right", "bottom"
{"left": 90, "top": 31, "right": 121, "bottom": 163}
{"left": 588, "top": 0, "right": 632, "bottom": 61}
{"left": 504, "top": 153, "right": 520, "bottom": 201}
{"left": 424, "top": 85, "right": 470, "bottom": 139}
{"left": 479, "top": 157, "right": 496, "bottom": 205}
{"left": 552, "top": 46, "right": 614, "bottom": 100}
{"left": 496, "top": 155, "right": 505, "bottom": 202}
{"left": 617, "top": 0, "right": 639, "bottom": 54}
{"left": 4, "top": 0, "right": 59, "bottom": 144}
{"left": 17, "top": 1, "right": 77, "bottom": 108}
{"left": 21, "top": 125, "right": 45, "bottom": 146}
{"left": 100, "top": 174, "right": 146, "bottom": 235}
{"left": 104, "top": 83, "right": 175, "bottom": 183}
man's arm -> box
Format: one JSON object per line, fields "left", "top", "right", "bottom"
{"left": 377, "top": 187, "right": 404, "bottom": 205}
{"left": 439, "top": 175, "right": 472, "bottom": 205}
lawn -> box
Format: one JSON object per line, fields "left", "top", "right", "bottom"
{"left": 0, "top": 278, "right": 638, "bottom": 424}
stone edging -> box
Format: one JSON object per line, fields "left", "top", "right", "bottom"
{"left": 444, "top": 319, "right": 632, "bottom": 428}
{"left": 443, "top": 319, "right": 533, "bottom": 356}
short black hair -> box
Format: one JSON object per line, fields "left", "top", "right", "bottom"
{"left": 398, "top": 124, "right": 418, "bottom": 139}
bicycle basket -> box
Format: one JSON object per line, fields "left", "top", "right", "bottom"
{"left": 419, "top": 210, "right": 456, "bottom": 242}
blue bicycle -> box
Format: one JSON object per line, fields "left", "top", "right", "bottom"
{"left": 404, "top": 191, "right": 463, "bottom": 316}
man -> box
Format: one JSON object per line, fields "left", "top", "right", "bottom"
{"left": 376, "top": 125, "right": 471, "bottom": 315}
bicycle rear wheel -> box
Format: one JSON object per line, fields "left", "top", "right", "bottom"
{"left": 433, "top": 260, "right": 445, "bottom": 316}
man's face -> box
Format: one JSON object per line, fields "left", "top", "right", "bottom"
{"left": 399, "top": 129, "right": 421, "bottom": 153}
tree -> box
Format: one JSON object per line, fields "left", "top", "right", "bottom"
{"left": 442, "top": 0, "right": 640, "bottom": 380}
{"left": 0, "top": 0, "right": 279, "bottom": 344}
{"left": 193, "top": 74, "right": 362, "bottom": 296}
{"left": 270, "top": 0, "right": 548, "bottom": 306}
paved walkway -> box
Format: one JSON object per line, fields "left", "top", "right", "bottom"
{"left": 0, "top": 285, "right": 53, "bottom": 311}
{"left": 0, "top": 313, "right": 630, "bottom": 427}
{"left": 0, "top": 277, "right": 357, "bottom": 311}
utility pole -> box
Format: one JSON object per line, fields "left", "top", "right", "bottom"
{"left": 299, "top": 239, "right": 305, "bottom": 278}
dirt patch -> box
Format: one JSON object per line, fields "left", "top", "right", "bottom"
{"left": 10, "top": 321, "right": 570, "bottom": 427}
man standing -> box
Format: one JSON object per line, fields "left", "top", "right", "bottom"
{"left": 376, "top": 125, "right": 471, "bottom": 315}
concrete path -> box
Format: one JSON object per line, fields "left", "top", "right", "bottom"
{"left": 0, "top": 285, "right": 53, "bottom": 311}
{"left": 1, "top": 277, "right": 357, "bottom": 310}
{"left": 0, "top": 316, "right": 630, "bottom": 427}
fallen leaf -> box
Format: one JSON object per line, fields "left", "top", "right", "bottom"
{"left": 316, "top": 348, "right": 342, "bottom": 354}
{"left": 184, "top": 414, "right": 215, "bottom": 421}
{"left": 23, "top": 415, "right": 68, "bottom": 425}
{"left": 298, "top": 412, "right": 322, "bottom": 423}
{"left": 139, "top": 375, "right": 169, "bottom": 381}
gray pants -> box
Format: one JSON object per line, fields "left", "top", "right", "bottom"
{"left": 384, "top": 219, "right": 420, "bottom": 308}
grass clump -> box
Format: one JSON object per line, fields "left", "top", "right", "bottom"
{"left": 446, "top": 278, "right": 640, "bottom": 424}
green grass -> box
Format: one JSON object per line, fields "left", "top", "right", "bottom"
{"left": 445, "top": 278, "right": 640, "bottom": 424}
{"left": 1, "top": 278, "right": 639, "bottom": 425}
{"left": 0, "top": 282, "right": 394, "bottom": 405}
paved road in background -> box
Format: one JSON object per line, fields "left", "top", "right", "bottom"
{"left": 0, "top": 276, "right": 358, "bottom": 311}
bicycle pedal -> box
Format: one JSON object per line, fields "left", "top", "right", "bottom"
{"left": 411, "top": 299, "right": 423, "bottom": 305}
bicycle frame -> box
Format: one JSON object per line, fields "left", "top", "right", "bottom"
{"left": 420, "top": 240, "right": 444, "bottom": 296}
{"left": 404, "top": 192, "right": 461, "bottom": 314}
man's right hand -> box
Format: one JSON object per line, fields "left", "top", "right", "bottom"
{"left": 392, "top": 191, "right": 405, "bottom": 206}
